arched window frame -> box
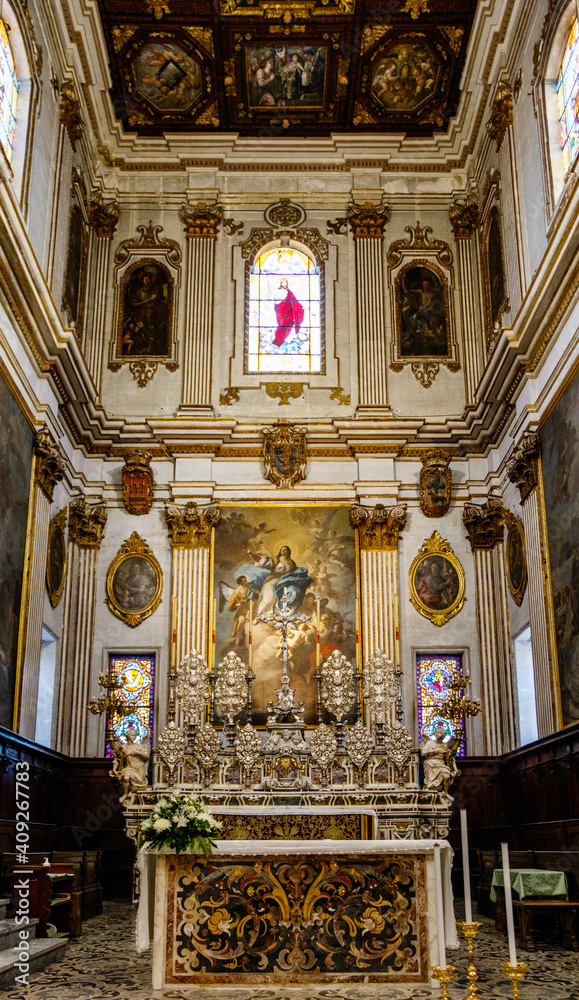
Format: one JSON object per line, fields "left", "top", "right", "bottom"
{"left": 0, "top": 0, "right": 41, "bottom": 216}
{"left": 536, "top": 0, "right": 579, "bottom": 218}
{"left": 244, "top": 235, "right": 326, "bottom": 376}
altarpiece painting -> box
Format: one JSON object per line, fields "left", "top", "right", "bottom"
{"left": 213, "top": 506, "right": 358, "bottom": 726}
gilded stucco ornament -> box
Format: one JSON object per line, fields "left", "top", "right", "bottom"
{"left": 463, "top": 498, "right": 504, "bottom": 550}
{"left": 486, "top": 82, "right": 514, "bottom": 152}
{"left": 383, "top": 720, "right": 413, "bottom": 784}
{"left": 165, "top": 501, "right": 220, "bottom": 548}
{"left": 409, "top": 531, "right": 465, "bottom": 627}
{"left": 214, "top": 651, "right": 248, "bottom": 723}
{"left": 157, "top": 721, "right": 187, "bottom": 785}
{"left": 362, "top": 651, "right": 397, "bottom": 721}
{"left": 263, "top": 420, "right": 307, "bottom": 489}
{"left": 68, "top": 497, "right": 107, "bottom": 548}
{"left": 346, "top": 719, "right": 373, "bottom": 771}
{"left": 350, "top": 503, "right": 407, "bottom": 549}
{"left": 507, "top": 431, "right": 540, "bottom": 503}
{"left": 320, "top": 650, "right": 356, "bottom": 721}
{"left": 174, "top": 650, "right": 211, "bottom": 724}
{"left": 347, "top": 201, "right": 389, "bottom": 239}
{"left": 34, "top": 427, "right": 65, "bottom": 502}
{"left": 420, "top": 450, "right": 452, "bottom": 518}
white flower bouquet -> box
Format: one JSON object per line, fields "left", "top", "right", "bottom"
{"left": 139, "top": 793, "right": 222, "bottom": 857}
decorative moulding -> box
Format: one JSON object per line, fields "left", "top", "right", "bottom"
{"left": 263, "top": 420, "right": 307, "bottom": 489}
{"left": 122, "top": 450, "right": 154, "bottom": 515}
{"left": 164, "top": 501, "right": 220, "bottom": 548}
{"left": 350, "top": 503, "right": 407, "bottom": 550}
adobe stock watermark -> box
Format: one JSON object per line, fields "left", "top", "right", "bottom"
{"left": 13, "top": 759, "right": 32, "bottom": 987}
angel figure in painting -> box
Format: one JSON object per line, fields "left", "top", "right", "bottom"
{"left": 421, "top": 726, "right": 459, "bottom": 795}
{"left": 113, "top": 727, "right": 150, "bottom": 804}
{"left": 273, "top": 278, "right": 304, "bottom": 347}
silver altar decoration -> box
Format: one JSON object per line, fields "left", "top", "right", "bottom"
{"left": 174, "top": 649, "right": 211, "bottom": 724}
{"left": 346, "top": 718, "right": 373, "bottom": 771}
{"left": 362, "top": 650, "right": 397, "bottom": 720}
{"left": 309, "top": 724, "right": 337, "bottom": 769}
{"left": 157, "top": 721, "right": 187, "bottom": 786}
{"left": 257, "top": 589, "right": 308, "bottom": 725}
{"left": 193, "top": 724, "right": 222, "bottom": 770}
{"left": 234, "top": 724, "right": 262, "bottom": 780}
{"left": 383, "top": 720, "right": 414, "bottom": 784}
{"left": 320, "top": 650, "right": 357, "bottom": 721}
{"left": 214, "top": 651, "right": 248, "bottom": 724}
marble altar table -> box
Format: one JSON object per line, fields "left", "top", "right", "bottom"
{"left": 138, "top": 839, "right": 457, "bottom": 988}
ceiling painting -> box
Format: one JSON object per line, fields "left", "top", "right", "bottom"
{"left": 97, "top": 0, "right": 478, "bottom": 137}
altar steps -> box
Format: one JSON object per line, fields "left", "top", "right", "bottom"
{"left": 0, "top": 903, "right": 68, "bottom": 987}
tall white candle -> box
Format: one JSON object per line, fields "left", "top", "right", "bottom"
{"left": 433, "top": 843, "right": 446, "bottom": 969}
{"left": 501, "top": 842, "right": 517, "bottom": 966}
{"left": 460, "top": 809, "right": 473, "bottom": 924}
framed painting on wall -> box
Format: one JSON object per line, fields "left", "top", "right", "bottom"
{"left": 409, "top": 531, "right": 465, "bottom": 627}
{"left": 213, "top": 505, "right": 358, "bottom": 727}
{"left": 106, "top": 532, "right": 163, "bottom": 628}
{"left": 46, "top": 508, "right": 67, "bottom": 608}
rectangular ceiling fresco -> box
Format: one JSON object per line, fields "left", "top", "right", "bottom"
{"left": 97, "top": 0, "right": 478, "bottom": 137}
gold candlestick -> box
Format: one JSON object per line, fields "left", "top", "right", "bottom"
{"left": 458, "top": 921, "right": 482, "bottom": 999}
{"left": 501, "top": 961, "right": 528, "bottom": 1000}
{"left": 431, "top": 964, "right": 456, "bottom": 1000}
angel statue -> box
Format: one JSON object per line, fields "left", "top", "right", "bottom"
{"left": 420, "top": 725, "right": 459, "bottom": 795}
{"left": 112, "top": 726, "right": 151, "bottom": 804}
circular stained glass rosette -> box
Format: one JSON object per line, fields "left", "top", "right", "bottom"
{"left": 420, "top": 658, "right": 455, "bottom": 703}
{"left": 117, "top": 660, "right": 151, "bottom": 702}
{"left": 421, "top": 714, "right": 456, "bottom": 743}
{"left": 113, "top": 712, "right": 148, "bottom": 744}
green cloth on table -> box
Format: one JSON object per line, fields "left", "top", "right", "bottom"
{"left": 490, "top": 868, "right": 569, "bottom": 902}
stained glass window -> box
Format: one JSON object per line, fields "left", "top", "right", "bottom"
{"left": 106, "top": 653, "right": 155, "bottom": 757}
{"left": 416, "top": 652, "right": 465, "bottom": 757}
{"left": 247, "top": 245, "right": 322, "bottom": 374}
{"left": 0, "top": 21, "right": 18, "bottom": 161}
{"left": 557, "top": 16, "right": 579, "bottom": 170}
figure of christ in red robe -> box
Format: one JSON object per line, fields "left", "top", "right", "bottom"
{"left": 272, "top": 278, "right": 305, "bottom": 347}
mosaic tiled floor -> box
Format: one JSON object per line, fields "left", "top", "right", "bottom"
{"left": 1, "top": 901, "right": 578, "bottom": 999}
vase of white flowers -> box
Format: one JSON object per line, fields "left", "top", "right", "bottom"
{"left": 139, "top": 793, "right": 221, "bottom": 857}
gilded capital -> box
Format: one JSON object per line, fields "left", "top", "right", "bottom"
{"left": 507, "top": 431, "right": 540, "bottom": 503}
{"left": 350, "top": 503, "right": 407, "bottom": 549}
{"left": 486, "top": 82, "right": 513, "bottom": 152}
{"left": 449, "top": 199, "right": 480, "bottom": 239}
{"left": 34, "top": 427, "right": 65, "bottom": 502}
{"left": 347, "top": 201, "right": 389, "bottom": 240}
{"left": 165, "top": 501, "right": 220, "bottom": 547}
{"left": 59, "top": 81, "right": 84, "bottom": 150}
{"left": 180, "top": 201, "right": 222, "bottom": 239}
{"left": 68, "top": 497, "right": 108, "bottom": 548}
{"left": 463, "top": 498, "right": 504, "bottom": 550}
{"left": 87, "top": 200, "right": 119, "bottom": 239}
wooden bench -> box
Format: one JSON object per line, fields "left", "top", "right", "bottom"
{"left": 513, "top": 899, "right": 579, "bottom": 952}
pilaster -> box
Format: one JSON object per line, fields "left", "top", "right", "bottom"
{"left": 507, "top": 432, "right": 560, "bottom": 735}
{"left": 348, "top": 202, "right": 390, "bottom": 413}
{"left": 449, "top": 199, "right": 484, "bottom": 405}
{"left": 86, "top": 200, "right": 119, "bottom": 394}
{"left": 56, "top": 497, "right": 107, "bottom": 755}
{"left": 463, "top": 498, "right": 515, "bottom": 754}
{"left": 180, "top": 202, "right": 222, "bottom": 411}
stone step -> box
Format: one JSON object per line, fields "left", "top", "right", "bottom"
{"left": 0, "top": 918, "right": 39, "bottom": 952}
{"left": 0, "top": 936, "right": 67, "bottom": 988}
{"left": 0, "top": 899, "right": 9, "bottom": 920}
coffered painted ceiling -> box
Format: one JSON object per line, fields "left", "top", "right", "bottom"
{"left": 96, "top": 0, "right": 478, "bottom": 138}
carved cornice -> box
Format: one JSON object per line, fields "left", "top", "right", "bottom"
{"left": 350, "top": 503, "right": 407, "bottom": 549}
{"left": 449, "top": 199, "right": 480, "bottom": 239}
{"left": 347, "top": 201, "right": 389, "bottom": 240}
{"left": 463, "top": 498, "right": 504, "bottom": 550}
{"left": 34, "top": 428, "right": 65, "bottom": 502}
{"left": 68, "top": 497, "right": 107, "bottom": 549}
{"left": 164, "top": 501, "right": 220, "bottom": 547}
{"left": 486, "top": 82, "right": 513, "bottom": 152}
{"left": 59, "top": 81, "right": 84, "bottom": 150}
{"left": 387, "top": 222, "right": 453, "bottom": 267}
{"left": 180, "top": 201, "right": 222, "bottom": 239}
{"left": 87, "top": 200, "right": 120, "bottom": 239}
{"left": 507, "top": 431, "right": 540, "bottom": 503}
{"left": 114, "top": 221, "right": 181, "bottom": 267}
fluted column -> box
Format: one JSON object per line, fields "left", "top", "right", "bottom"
{"left": 56, "top": 497, "right": 107, "bottom": 755}
{"left": 348, "top": 202, "right": 389, "bottom": 412}
{"left": 165, "top": 502, "right": 220, "bottom": 727}
{"left": 464, "top": 499, "right": 515, "bottom": 754}
{"left": 508, "top": 432, "right": 559, "bottom": 735}
{"left": 351, "top": 503, "right": 407, "bottom": 722}
{"left": 180, "top": 202, "right": 222, "bottom": 410}
{"left": 449, "top": 199, "right": 484, "bottom": 405}
{"left": 16, "top": 429, "right": 66, "bottom": 736}
{"left": 86, "top": 201, "right": 119, "bottom": 394}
